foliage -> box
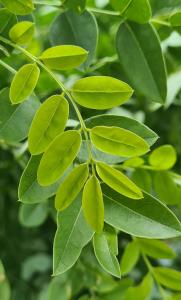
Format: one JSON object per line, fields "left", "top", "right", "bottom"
{"left": 0, "top": 0, "right": 181, "bottom": 299}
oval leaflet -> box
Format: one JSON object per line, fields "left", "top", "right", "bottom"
{"left": 37, "top": 130, "right": 81, "bottom": 186}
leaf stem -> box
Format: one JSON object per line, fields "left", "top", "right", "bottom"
{"left": 88, "top": 7, "right": 120, "bottom": 16}
{"left": 0, "top": 35, "right": 95, "bottom": 166}
{"left": 141, "top": 251, "right": 167, "bottom": 299}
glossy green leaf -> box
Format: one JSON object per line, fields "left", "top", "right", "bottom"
{"left": 84, "top": 114, "right": 158, "bottom": 146}
{"left": 71, "top": 76, "right": 133, "bottom": 109}
{"left": 116, "top": 22, "right": 167, "bottom": 103}
{"left": 39, "top": 45, "right": 88, "bottom": 70}
{"left": 93, "top": 228, "right": 121, "bottom": 278}
{"left": 37, "top": 130, "right": 81, "bottom": 186}
{"left": 0, "top": 0, "right": 34, "bottom": 15}
{"left": 120, "top": 241, "right": 140, "bottom": 275}
{"left": 18, "top": 156, "right": 72, "bottom": 204}
{"left": 0, "top": 8, "right": 17, "bottom": 38}
{"left": 137, "top": 238, "right": 176, "bottom": 259}
{"left": 125, "top": 0, "right": 152, "bottom": 24}
{"left": 82, "top": 175, "right": 104, "bottom": 232}
{"left": 90, "top": 126, "right": 149, "bottom": 157}
{"left": 153, "top": 171, "right": 179, "bottom": 205}
{"left": 149, "top": 145, "right": 177, "bottom": 170}
{"left": 53, "top": 195, "right": 93, "bottom": 275}
{"left": 9, "top": 21, "right": 34, "bottom": 44}
{"left": 19, "top": 202, "right": 49, "bottom": 227}
{"left": 55, "top": 163, "right": 89, "bottom": 211}
{"left": 0, "top": 88, "right": 40, "bottom": 143}
{"left": 50, "top": 9, "right": 98, "bottom": 70}
{"left": 103, "top": 185, "right": 181, "bottom": 238}
{"left": 28, "top": 95, "right": 69, "bottom": 155}
{"left": 154, "top": 267, "right": 181, "bottom": 291}
{"left": 10, "top": 63, "right": 40, "bottom": 104}
{"left": 131, "top": 169, "right": 152, "bottom": 192}
{"left": 110, "top": 0, "right": 132, "bottom": 15}
{"left": 96, "top": 162, "right": 143, "bottom": 199}
{"left": 124, "top": 273, "right": 153, "bottom": 300}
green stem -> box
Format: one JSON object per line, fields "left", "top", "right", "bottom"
{"left": 141, "top": 252, "right": 167, "bottom": 299}
{"left": 0, "top": 59, "right": 16, "bottom": 74}
{"left": 0, "top": 35, "right": 94, "bottom": 165}
{"left": 151, "top": 18, "right": 171, "bottom": 27}
{"left": 88, "top": 7, "right": 120, "bottom": 16}
{"left": 33, "top": 0, "right": 61, "bottom": 6}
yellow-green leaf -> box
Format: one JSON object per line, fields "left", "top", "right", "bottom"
{"left": 10, "top": 63, "right": 40, "bottom": 104}
{"left": 120, "top": 241, "right": 140, "bottom": 275}
{"left": 9, "top": 21, "right": 34, "bottom": 44}
{"left": 71, "top": 76, "right": 133, "bottom": 109}
{"left": 154, "top": 267, "right": 181, "bottom": 291}
{"left": 82, "top": 175, "right": 104, "bottom": 232}
{"left": 0, "top": 0, "right": 34, "bottom": 15}
{"left": 55, "top": 163, "right": 89, "bottom": 211}
{"left": 149, "top": 145, "right": 177, "bottom": 170}
{"left": 39, "top": 45, "right": 88, "bottom": 70}
{"left": 170, "top": 11, "right": 181, "bottom": 27}
{"left": 96, "top": 162, "right": 143, "bottom": 199}
{"left": 90, "top": 126, "right": 149, "bottom": 157}
{"left": 37, "top": 130, "right": 81, "bottom": 186}
{"left": 137, "top": 238, "right": 176, "bottom": 259}
{"left": 28, "top": 95, "right": 69, "bottom": 155}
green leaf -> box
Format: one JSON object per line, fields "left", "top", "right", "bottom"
{"left": 53, "top": 195, "right": 93, "bottom": 275}
{"left": 0, "top": 0, "right": 34, "bottom": 15}
{"left": 0, "top": 8, "right": 17, "bottom": 38}
{"left": 149, "top": 145, "right": 177, "bottom": 170}
{"left": 10, "top": 63, "right": 40, "bottom": 104}
{"left": 123, "top": 157, "right": 144, "bottom": 168}
{"left": 125, "top": 0, "right": 152, "bottom": 24}
{"left": 55, "top": 163, "right": 89, "bottom": 211}
{"left": 153, "top": 171, "right": 179, "bottom": 205}
{"left": 170, "top": 11, "right": 181, "bottom": 27}
{"left": 28, "top": 95, "right": 69, "bottom": 155}
{"left": 18, "top": 155, "right": 72, "bottom": 204}
{"left": 82, "top": 175, "right": 104, "bottom": 232}
{"left": 124, "top": 273, "right": 153, "bottom": 300}
{"left": 19, "top": 202, "right": 49, "bottom": 227}
{"left": 0, "top": 261, "right": 11, "bottom": 300}
{"left": 37, "top": 130, "right": 81, "bottom": 186}
{"left": 9, "top": 21, "right": 34, "bottom": 44}
{"left": 154, "top": 267, "right": 181, "bottom": 291}
{"left": 116, "top": 22, "right": 167, "bottom": 103}
{"left": 103, "top": 185, "right": 181, "bottom": 238}
{"left": 93, "top": 228, "right": 121, "bottom": 278}
{"left": 110, "top": 0, "right": 132, "bottom": 15}
{"left": 50, "top": 9, "right": 98, "bottom": 70}
{"left": 90, "top": 126, "right": 149, "bottom": 157}
{"left": 39, "top": 45, "right": 88, "bottom": 70}
{"left": 96, "top": 162, "right": 143, "bottom": 199}
{"left": 0, "top": 88, "right": 40, "bottom": 143}
{"left": 120, "top": 241, "right": 140, "bottom": 275}
{"left": 62, "top": 0, "right": 86, "bottom": 13}
{"left": 71, "top": 76, "right": 133, "bottom": 109}
{"left": 137, "top": 238, "right": 176, "bottom": 259}
{"left": 84, "top": 114, "right": 158, "bottom": 146}
{"left": 131, "top": 169, "right": 152, "bottom": 192}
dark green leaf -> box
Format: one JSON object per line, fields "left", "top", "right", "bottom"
{"left": 103, "top": 185, "right": 181, "bottom": 238}
{"left": 50, "top": 9, "right": 98, "bottom": 70}
{"left": 116, "top": 22, "right": 167, "bottom": 103}
{"left": 53, "top": 195, "right": 93, "bottom": 275}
